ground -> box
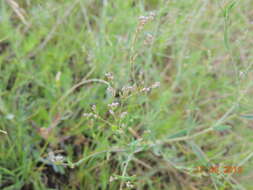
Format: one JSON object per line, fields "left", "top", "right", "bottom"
{"left": 0, "top": 0, "right": 253, "bottom": 189}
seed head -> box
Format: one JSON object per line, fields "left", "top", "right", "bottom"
{"left": 105, "top": 72, "right": 114, "bottom": 80}
{"left": 144, "top": 33, "right": 154, "bottom": 45}
{"left": 148, "top": 11, "right": 156, "bottom": 20}
{"left": 138, "top": 16, "right": 149, "bottom": 25}
{"left": 138, "top": 12, "right": 155, "bottom": 30}
{"left": 138, "top": 16, "right": 149, "bottom": 30}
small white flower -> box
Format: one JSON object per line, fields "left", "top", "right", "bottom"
{"left": 138, "top": 16, "right": 149, "bottom": 24}
{"left": 109, "top": 176, "right": 116, "bottom": 182}
{"left": 151, "top": 82, "right": 160, "bottom": 88}
{"left": 138, "top": 16, "right": 150, "bottom": 30}
{"left": 120, "top": 112, "right": 128, "bottom": 118}
{"left": 148, "top": 12, "right": 156, "bottom": 20}
{"left": 108, "top": 102, "right": 119, "bottom": 108}
{"left": 126, "top": 181, "right": 134, "bottom": 188}
{"left": 109, "top": 109, "right": 115, "bottom": 115}
{"left": 122, "top": 86, "right": 135, "bottom": 96}
{"left": 141, "top": 87, "right": 151, "bottom": 92}
{"left": 54, "top": 155, "right": 65, "bottom": 162}
{"left": 239, "top": 71, "right": 245, "bottom": 78}
{"left": 48, "top": 152, "right": 65, "bottom": 163}
{"left": 93, "top": 114, "right": 98, "bottom": 118}
{"left": 144, "top": 33, "right": 154, "bottom": 45}
{"left": 83, "top": 113, "right": 93, "bottom": 117}
{"left": 138, "top": 12, "right": 155, "bottom": 29}
{"left": 122, "top": 86, "right": 134, "bottom": 91}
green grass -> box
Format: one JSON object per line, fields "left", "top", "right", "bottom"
{"left": 1, "top": 0, "right": 253, "bottom": 189}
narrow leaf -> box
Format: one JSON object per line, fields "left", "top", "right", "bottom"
{"left": 213, "top": 125, "right": 231, "bottom": 131}
{"left": 240, "top": 115, "right": 253, "bottom": 120}
{"left": 167, "top": 129, "right": 188, "bottom": 139}
{"left": 188, "top": 141, "right": 209, "bottom": 165}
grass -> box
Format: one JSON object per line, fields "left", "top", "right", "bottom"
{"left": 1, "top": 0, "right": 253, "bottom": 189}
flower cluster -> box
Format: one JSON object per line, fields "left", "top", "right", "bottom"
{"left": 144, "top": 33, "right": 154, "bottom": 45}
{"left": 105, "top": 72, "right": 114, "bottom": 81}
{"left": 121, "top": 85, "right": 136, "bottom": 97}
{"left": 108, "top": 102, "right": 119, "bottom": 109}
{"left": 83, "top": 104, "right": 99, "bottom": 118}
{"left": 120, "top": 111, "right": 128, "bottom": 119}
{"left": 48, "top": 151, "right": 65, "bottom": 163}
{"left": 106, "top": 86, "right": 116, "bottom": 97}
{"left": 138, "top": 12, "right": 156, "bottom": 30}
{"left": 141, "top": 82, "right": 160, "bottom": 93}
{"left": 126, "top": 181, "right": 134, "bottom": 188}
{"left": 109, "top": 176, "right": 117, "bottom": 182}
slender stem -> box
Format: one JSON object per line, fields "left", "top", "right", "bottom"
{"left": 120, "top": 154, "right": 132, "bottom": 190}
{"left": 50, "top": 79, "right": 111, "bottom": 115}
{"left": 71, "top": 148, "right": 126, "bottom": 168}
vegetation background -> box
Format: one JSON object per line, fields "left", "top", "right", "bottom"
{"left": 0, "top": 0, "right": 253, "bottom": 189}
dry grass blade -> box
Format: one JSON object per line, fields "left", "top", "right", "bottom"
{"left": 0, "top": 129, "right": 7, "bottom": 135}
{"left": 5, "top": 0, "right": 30, "bottom": 26}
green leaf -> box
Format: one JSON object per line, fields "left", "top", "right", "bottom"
{"left": 188, "top": 141, "right": 209, "bottom": 165}
{"left": 213, "top": 125, "right": 231, "bottom": 131}
{"left": 112, "top": 174, "right": 137, "bottom": 181}
{"left": 0, "top": 167, "right": 15, "bottom": 176}
{"left": 111, "top": 125, "right": 119, "bottom": 132}
{"left": 240, "top": 115, "right": 253, "bottom": 120}
{"left": 224, "top": 1, "right": 237, "bottom": 18}
{"left": 223, "top": 0, "right": 237, "bottom": 50}
{"left": 167, "top": 129, "right": 188, "bottom": 139}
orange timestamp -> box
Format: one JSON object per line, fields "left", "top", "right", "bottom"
{"left": 194, "top": 166, "right": 243, "bottom": 174}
